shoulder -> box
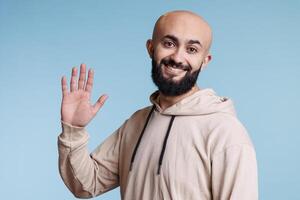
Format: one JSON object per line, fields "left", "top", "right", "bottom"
{"left": 129, "top": 105, "right": 153, "bottom": 120}
{"left": 121, "top": 105, "right": 153, "bottom": 128}
{"left": 208, "top": 113, "right": 255, "bottom": 156}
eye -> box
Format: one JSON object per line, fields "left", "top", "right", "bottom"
{"left": 163, "top": 41, "right": 175, "bottom": 48}
{"left": 187, "top": 47, "right": 198, "bottom": 54}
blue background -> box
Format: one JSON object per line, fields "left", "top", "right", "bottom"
{"left": 0, "top": 0, "right": 299, "bottom": 199}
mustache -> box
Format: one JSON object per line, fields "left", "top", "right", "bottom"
{"left": 161, "top": 58, "right": 192, "bottom": 71}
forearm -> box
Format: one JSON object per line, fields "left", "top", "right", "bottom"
{"left": 58, "top": 121, "right": 97, "bottom": 198}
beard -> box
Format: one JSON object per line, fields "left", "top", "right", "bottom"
{"left": 151, "top": 57, "right": 202, "bottom": 96}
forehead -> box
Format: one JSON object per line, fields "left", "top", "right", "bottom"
{"left": 153, "top": 13, "right": 211, "bottom": 47}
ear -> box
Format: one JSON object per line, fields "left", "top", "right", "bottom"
{"left": 201, "top": 53, "right": 212, "bottom": 70}
{"left": 146, "top": 39, "right": 154, "bottom": 59}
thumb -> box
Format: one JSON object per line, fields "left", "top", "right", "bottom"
{"left": 92, "top": 94, "right": 108, "bottom": 114}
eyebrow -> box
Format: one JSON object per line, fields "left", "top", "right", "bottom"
{"left": 187, "top": 39, "right": 202, "bottom": 47}
{"left": 162, "top": 34, "right": 203, "bottom": 48}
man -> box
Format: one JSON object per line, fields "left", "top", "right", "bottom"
{"left": 58, "top": 10, "right": 258, "bottom": 200}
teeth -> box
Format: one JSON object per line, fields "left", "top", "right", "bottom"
{"left": 165, "top": 65, "right": 185, "bottom": 73}
{"left": 168, "top": 64, "right": 187, "bottom": 70}
{"left": 167, "top": 65, "right": 184, "bottom": 71}
{"left": 167, "top": 66, "right": 184, "bottom": 71}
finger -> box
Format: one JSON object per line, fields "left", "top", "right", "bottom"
{"left": 92, "top": 94, "right": 108, "bottom": 114}
{"left": 70, "top": 67, "right": 78, "bottom": 92}
{"left": 61, "top": 76, "right": 69, "bottom": 97}
{"left": 78, "top": 63, "right": 86, "bottom": 90}
{"left": 85, "top": 68, "right": 94, "bottom": 95}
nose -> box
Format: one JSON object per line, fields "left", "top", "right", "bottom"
{"left": 170, "top": 48, "right": 185, "bottom": 65}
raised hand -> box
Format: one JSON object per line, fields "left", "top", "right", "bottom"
{"left": 60, "top": 64, "right": 108, "bottom": 127}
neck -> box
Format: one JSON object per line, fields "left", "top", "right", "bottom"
{"left": 158, "top": 85, "right": 200, "bottom": 110}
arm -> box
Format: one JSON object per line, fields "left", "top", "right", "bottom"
{"left": 58, "top": 64, "right": 117, "bottom": 198}
{"left": 58, "top": 121, "right": 121, "bottom": 198}
{"left": 211, "top": 144, "right": 258, "bottom": 200}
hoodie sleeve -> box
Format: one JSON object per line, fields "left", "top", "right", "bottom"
{"left": 211, "top": 144, "right": 258, "bottom": 200}
{"left": 58, "top": 121, "right": 125, "bottom": 198}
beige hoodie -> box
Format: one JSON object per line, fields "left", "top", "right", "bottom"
{"left": 58, "top": 88, "right": 258, "bottom": 200}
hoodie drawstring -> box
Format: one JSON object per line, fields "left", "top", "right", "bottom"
{"left": 129, "top": 105, "right": 176, "bottom": 175}
{"left": 130, "top": 105, "right": 155, "bottom": 171}
{"left": 157, "top": 115, "right": 175, "bottom": 175}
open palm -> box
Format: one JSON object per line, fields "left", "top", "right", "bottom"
{"left": 61, "top": 64, "right": 108, "bottom": 127}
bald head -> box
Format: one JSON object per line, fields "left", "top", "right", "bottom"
{"left": 152, "top": 10, "right": 212, "bottom": 52}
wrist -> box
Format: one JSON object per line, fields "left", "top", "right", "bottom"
{"left": 61, "top": 120, "right": 86, "bottom": 129}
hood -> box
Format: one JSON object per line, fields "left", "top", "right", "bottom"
{"left": 130, "top": 88, "right": 237, "bottom": 176}
{"left": 150, "top": 88, "right": 236, "bottom": 116}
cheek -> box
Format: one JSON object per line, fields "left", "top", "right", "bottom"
{"left": 153, "top": 47, "right": 173, "bottom": 62}
{"left": 188, "top": 57, "right": 204, "bottom": 71}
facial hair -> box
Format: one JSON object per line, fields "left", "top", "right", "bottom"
{"left": 151, "top": 57, "right": 202, "bottom": 96}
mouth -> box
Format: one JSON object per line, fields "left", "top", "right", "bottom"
{"left": 163, "top": 64, "right": 188, "bottom": 77}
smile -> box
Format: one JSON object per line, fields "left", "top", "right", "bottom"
{"left": 163, "top": 64, "right": 188, "bottom": 77}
